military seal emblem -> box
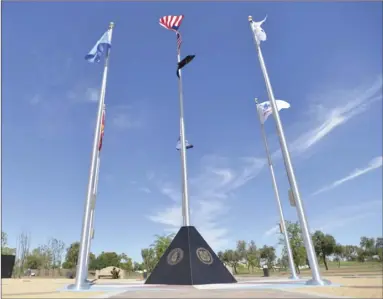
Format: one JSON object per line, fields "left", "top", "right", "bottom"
{"left": 166, "top": 248, "right": 184, "bottom": 266}
{"left": 196, "top": 247, "right": 213, "bottom": 265}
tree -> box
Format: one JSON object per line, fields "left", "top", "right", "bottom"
{"left": 246, "top": 240, "right": 259, "bottom": 273}
{"left": 1, "top": 231, "right": 16, "bottom": 255}
{"left": 343, "top": 245, "right": 358, "bottom": 261}
{"left": 16, "top": 232, "right": 31, "bottom": 277}
{"left": 25, "top": 248, "right": 47, "bottom": 270}
{"left": 217, "top": 251, "right": 224, "bottom": 263}
{"left": 376, "top": 238, "right": 383, "bottom": 262}
{"left": 48, "top": 238, "right": 65, "bottom": 269}
{"left": 376, "top": 237, "right": 383, "bottom": 249}
{"left": 2, "top": 231, "right": 7, "bottom": 248}
{"left": 360, "top": 237, "right": 377, "bottom": 259}
{"left": 222, "top": 249, "right": 241, "bottom": 274}
{"left": 279, "top": 221, "right": 307, "bottom": 274}
{"left": 26, "top": 253, "right": 43, "bottom": 269}
{"left": 333, "top": 244, "right": 344, "bottom": 268}
{"left": 357, "top": 247, "right": 368, "bottom": 262}
{"left": 36, "top": 245, "right": 53, "bottom": 269}
{"left": 95, "top": 252, "right": 121, "bottom": 269}
{"left": 119, "top": 253, "right": 133, "bottom": 272}
{"left": 236, "top": 240, "right": 247, "bottom": 261}
{"left": 133, "top": 262, "right": 144, "bottom": 271}
{"left": 360, "top": 237, "right": 375, "bottom": 251}
{"left": 279, "top": 254, "right": 289, "bottom": 270}
{"left": 259, "top": 245, "right": 276, "bottom": 268}
{"left": 150, "top": 233, "right": 174, "bottom": 262}
{"left": 88, "top": 253, "right": 97, "bottom": 270}
{"left": 312, "top": 231, "right": 336, "bottom": 270}
{"left": 141, "top": 248, "right": 156, "bottom": 272}
{"left": 62, "top": 242, "right": 80, "bottom": 269}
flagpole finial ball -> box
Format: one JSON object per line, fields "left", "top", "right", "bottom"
{"left": 109, "top": 22, "right": 115, "bottom": 29}
{"left": 248, "top": 16, "right": 253, "bottom": 22}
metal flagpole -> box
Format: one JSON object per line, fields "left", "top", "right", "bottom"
{"left": 177, "top": 50, "right": 191, "bottom": 227}
{"left": 84, "top": 154, "right": 101, "bottom": 268}
{"left": 254, "top": 98, "right": 299, "bottom": 280}
{"left": 84, "top": 103, "right": 104, "bottom": 269}
{"left": 71, "top": 22, "right": 114, "bottom": 290}
{"left": 248, "top": 16, "right": 329, "bottom": 286}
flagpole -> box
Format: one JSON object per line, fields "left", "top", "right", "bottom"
{"left": 248, "top": 16, "right": 329, "bottom": 286}
{"left": 84, "top": 103, "right": 104, "bottom": 268}
{"left": 254, "top": 98, "right": 299, "bottom": 280}
{"left": 84, "top": 154, "right": 101, "bottom": 269}
{"left": 71, "top": 22, "right": 114, "bottom": 291}
{"left": 177, "top": 50, "right": 191, "bottom": 227}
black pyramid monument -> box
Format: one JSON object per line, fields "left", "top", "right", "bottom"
{"left": 145, "top": 226, "right": 237, "bottom": 285}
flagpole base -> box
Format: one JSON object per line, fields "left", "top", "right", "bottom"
{"left": 305, "top": 278, "right": 331, "bottom": 286}
{"left": 288, "top": 274, "right": 300, "bottom": 280}
{"left": 66, "top": 281, "right": 92, "bottom": 291}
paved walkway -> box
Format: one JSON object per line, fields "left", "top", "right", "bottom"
{"left": 110, "top": 286, "right": 322, "bottom": 298}
{"left": 3, "top": 274, "right": 382, "bottom": 298}
{"left": 95, "top": 279, "right": 331, "bottom": 298}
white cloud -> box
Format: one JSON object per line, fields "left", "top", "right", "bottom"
{"left": 311, "top": 200, "right": 382, "bottom": 233}
{"left": 312, "top": 156, "right": 383, "bottom": 196}
{"left": 139, "top": 187, "right": 152, "bottom": 194}
{"left": 66, "top": 86, "right": 99, "bottom": 103}
{"left": 147, "top": 155, "right": 266, "bottom": 251}
{"left": 146, "top": 76, "right": 382, "bottom": 251}
{"left": 29, "top": 94, "right": 42, "bottom": 105}
{"left": 110, "top": 105, "right": 141, "bottom": 130}
{"left": 289, "top": 76, "right": 382, "bottom": 154}
{"left": 160, "top": 185, "right": 180, "bottom": 202}
{"left": 85, "top": 88, "right": 99, "bottom": 102}
{"left": 147, "top": 206, "right": 182, "bottom": 228}
{"left": 263, "top": 225, "right": 279, "bottom": 237}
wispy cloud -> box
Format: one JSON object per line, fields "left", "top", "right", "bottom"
{"left": 264, "top": 201, "right": 381, "bottom": 240}
{"left": 263, "top": 225, "right": 279, "bottom": 237}
{"left": 67, "top": 86, "right": 99, "bottom": 103}
{"left": 139, "top": 187, "right": 152, "bottom": 194}
{"left": 288, "top": 76, "right": 382, "bottom": 155}
{"left": 312, "top": 156, "right": 382, "bottom": 196}
{"left": 311, "top": 200, "right": 382, "bottom": 233}
{"left": 110, "top": 105, "right": 141, "bottom": 130}
{"left": 147, "top": 155, "right": 266, "bottom": 251}
{"left": 268, "top": 76, "right": 382, "bottom": 163}
{"left": 147, "top": 76, "right": 382, "bottom": 250}
{"left": 85, "top": 87, "right": 99, "bottom": 102}
{"left": 29, "top": 94, "right": 42, "bottom": 105}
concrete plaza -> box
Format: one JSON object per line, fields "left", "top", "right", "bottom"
{"left": 2, "top": 272, "right": 382, "bottom": 298}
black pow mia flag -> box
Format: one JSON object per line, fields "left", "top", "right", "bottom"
{"left": 177, "top": 55, "right": 195, "bottom": 78}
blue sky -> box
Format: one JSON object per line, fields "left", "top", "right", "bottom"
{"left": 2, "top": 2, "right": 382, "bottom": 262}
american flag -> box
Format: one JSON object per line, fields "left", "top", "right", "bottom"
{"left": 159, "top": 15, "right": 184, "bottom": 54}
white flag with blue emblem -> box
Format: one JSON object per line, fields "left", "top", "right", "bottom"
{"left": 250, "top": 16, "right": 267, "bottom": 45}
{"left": 85, "top": 29, "right": 112, "bottom": 63}
{"left": 257, "top": 99, "right": 290, "bottom": 124}
{"left": 176, "top": 136, "right": 194, "bottom": 150}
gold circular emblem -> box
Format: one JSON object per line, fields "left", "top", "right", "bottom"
{"left": 196, "top": 247, "right": 213, "bottom": 265}
{"left": 167, "top": 248, "right": 184, "bottom": 266}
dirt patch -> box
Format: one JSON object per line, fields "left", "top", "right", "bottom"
{"left": 292, "top": 286, "right": 383, "bottom": 298}
{"left": 1, "top": 279, "right": 105, "bottom": 298}
{"left": 291, "top": 276, "right": 383, "bottom": 298}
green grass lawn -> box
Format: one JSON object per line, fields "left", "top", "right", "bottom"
{"left": 235, "top": 261, "right": 382, "bottom": 276}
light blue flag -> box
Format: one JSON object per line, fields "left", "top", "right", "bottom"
{"left": 85, "top": 29, "right": 112, "bottom": 63}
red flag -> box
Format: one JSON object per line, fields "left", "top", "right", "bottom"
{"left": 98, "top": 106, "right": 105, "bottom": 151}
